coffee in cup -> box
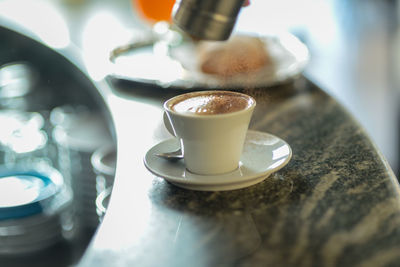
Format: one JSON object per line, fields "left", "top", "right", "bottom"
{"left": 164, "top": 90, "right": 255, "bottom": 175}
{"left": 169, "top": 91, "right": 252, "bottom": 115}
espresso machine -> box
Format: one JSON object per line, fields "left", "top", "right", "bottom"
{"left": 172, "top": 0, "right": 246, "bottom": 41}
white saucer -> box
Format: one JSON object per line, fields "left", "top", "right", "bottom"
{"left": 109, "top": 32, "right": 309, "bottom": 90}
{"left": 144, "top": 130, "right": 292, "bottom": 191}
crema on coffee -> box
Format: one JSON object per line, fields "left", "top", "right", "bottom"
{"left": 170, "top": 91, "right": 253, "bottom": 115}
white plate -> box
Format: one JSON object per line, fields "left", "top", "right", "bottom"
{"left": 109, "top": 32, "right": 309, "bottom": 90}
{"left": 144, "top": 130, "right": 292, "bottom": 191}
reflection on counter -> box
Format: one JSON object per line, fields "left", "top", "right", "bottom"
{"left": 51, "top": 105, "right": 115, "bottom": 229}
{"left": 91, "top": 145, "right": 116, "bottom": 222}
{"left": 0, "top": 164, "right": 73, "bottom": 255}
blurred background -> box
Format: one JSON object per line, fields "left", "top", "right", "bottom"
{"left": 1, "top": 0, "right": 398, "bottom": 173}
{"left": 0, "top": 0, "right": 399, "bottom": 265}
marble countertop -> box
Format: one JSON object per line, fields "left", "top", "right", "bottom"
{"left": 79, "top": 76, "right": 400, "bottom": 267}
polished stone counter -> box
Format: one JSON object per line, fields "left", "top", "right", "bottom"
{"left": 79, "top": 76, "right": 400, "bottom": 267}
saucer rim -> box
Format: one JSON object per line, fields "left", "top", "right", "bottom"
{"left": 144, "top": 130, "right": 292, "bottom": 186}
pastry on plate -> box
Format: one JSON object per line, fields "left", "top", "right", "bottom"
{"left": 197, "top": 35, "right": 272, "bottom": 77}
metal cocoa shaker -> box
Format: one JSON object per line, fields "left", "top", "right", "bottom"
{"left": 172, "top": 0, "right": 246, "bottom": 41}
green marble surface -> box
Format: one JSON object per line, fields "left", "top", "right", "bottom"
{"left": 80, "top": 77, "right": 400, "bottom": 267}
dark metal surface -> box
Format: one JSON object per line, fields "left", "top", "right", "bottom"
{"left": 0, "top": 21, "right": 115, "bottom": 267}
{"left": 172, "top": 0, "right": 246, "bottom": 40}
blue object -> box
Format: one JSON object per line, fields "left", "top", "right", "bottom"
{"left": 0, "top": 166, "right": 63, "bottom": 220}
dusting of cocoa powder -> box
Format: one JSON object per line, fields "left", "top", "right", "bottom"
{"left": 171, "top": 92, "right": 252, "bottom": 115}
{"left": 198, "top": 35, "right": 271, "bottom": 77}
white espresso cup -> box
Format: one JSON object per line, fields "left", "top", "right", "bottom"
{"left": 164, "top": 90, "right": 256, "bottom": 175}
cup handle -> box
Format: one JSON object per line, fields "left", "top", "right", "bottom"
{"left": 163, "top": 111, "right": 176, "bottom": 137}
